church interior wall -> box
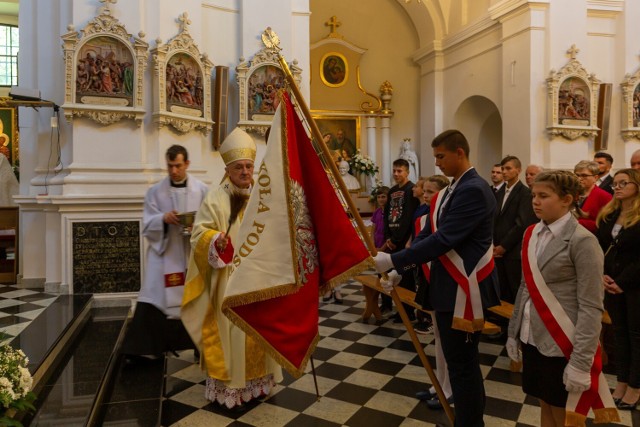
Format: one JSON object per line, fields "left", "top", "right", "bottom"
{"left": 447, "top": 0, "right": 494, "bottom": 34}
{"left": 435, "top": 24, "right": 503, "bottom": 179}
{"left": 453, "top": 95, "right": 502, "bottom": 175}
{"left": 9, "top": 0, "right": 640, "bottom": 292}
{"left": 14, "top": 0, "right": 311, "bottom": 290}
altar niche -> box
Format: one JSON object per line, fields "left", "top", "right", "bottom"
{"left": 72, "top": 221, "right": 141, "bottom": 293}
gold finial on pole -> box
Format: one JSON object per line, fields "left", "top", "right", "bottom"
{"left": 261, "top": 27, "right": 282, "bottom": 51}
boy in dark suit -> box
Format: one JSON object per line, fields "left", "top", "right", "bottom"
{"left": 493, "top": 155, "right": 537, "bottom": 303}
{"left": 374, "top": 130, "right": 500, "bottom": 427}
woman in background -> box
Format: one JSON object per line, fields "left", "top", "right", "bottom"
{"left": 574, "top": 160, "right": 611, "bottom": 233}
{"left": 596, "top": 168, "right": 640, "bottom": 410}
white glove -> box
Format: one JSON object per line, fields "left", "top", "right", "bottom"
{"left": 506, "top": 337, "right": 521, "bottom": 362}
{"left": 373, "top": 252, "right": 394, "bottom": 273}
{"left": 380, "top": 270, "right": 402, "bottom": 292}
{"left": 563, "top": 364, "right": 591, "bottom": 392}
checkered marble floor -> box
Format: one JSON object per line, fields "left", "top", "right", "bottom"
{"left": 0, "top": 284, "right": 58, "bottom": 343}
{"left": 160, "top": 279, "right": 638, "bottom": 427}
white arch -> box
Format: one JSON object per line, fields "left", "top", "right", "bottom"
{"left": 453, "top": 95, "right": 502, "bottom": 180}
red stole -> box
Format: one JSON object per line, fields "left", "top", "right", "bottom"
{"left": 430, "top": 189, "right": 494, "bottom": 332}
{"left": 521, "top": 224, "right": 619, "bottom": 426}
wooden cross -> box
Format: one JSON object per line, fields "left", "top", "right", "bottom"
{"left": 325, "top": 16, "right": 341, "bottom": 35}
{"left": 567, "top": 44, "right": 580, "bottom": 60}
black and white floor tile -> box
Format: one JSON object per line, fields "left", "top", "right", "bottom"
{"left": 0, "top": 281, "right": 636, "bottom": 426}
{"left": 0, "top": 285, "right": 57, "bottom": 343}
{"left": 159, "top": 279, "right": 637, "bottom": 427}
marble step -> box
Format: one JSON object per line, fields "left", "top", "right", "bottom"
{"left": 23, "top": 305, "right": 130, "bottom": 426}
{"left": 10, "top": 293, "right": 94, "bottom": 391}
{"left": 96, "top": 348, "right": 166, "bottom": 426}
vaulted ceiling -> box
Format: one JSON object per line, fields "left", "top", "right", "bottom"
{"left": 396, "top": 0, "right": 497, "bottom": 46}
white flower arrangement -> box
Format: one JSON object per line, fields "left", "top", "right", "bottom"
{"left": 369, "top": 179, "right": 385, "bottom": 203}
{"left": 0, "top": 344, "right": 36, "bottom": 425}
{"left": 348, "top": 151, "right": 379, "bottom": 177}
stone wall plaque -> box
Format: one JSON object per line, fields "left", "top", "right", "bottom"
{"left": 72, "top": 221, "right": 141, "bottom": 293}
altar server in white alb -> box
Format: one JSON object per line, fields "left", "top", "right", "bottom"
{"left": 121, "top": 144, "right": 208, "bottom": 361}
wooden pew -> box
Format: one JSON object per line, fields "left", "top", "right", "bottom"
{"left": 355, "top": 275, "right": 500, "bottom": 334}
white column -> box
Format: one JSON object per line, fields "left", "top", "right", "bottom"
{"left": 44, "top": 206, "right": 63, "bottom": 292}
{"left": 366, "top": 116, "right": 376, "bottom": 163}
{"left": 381, "top": 116, "right": 391, "bottom": 186}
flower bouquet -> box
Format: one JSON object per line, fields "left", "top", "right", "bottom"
{"left": 368, "top": 179, "right": 385, "bottom": 204}
{"left": 348, "top": 151, "right": 379, "bottom": 177}
{"left": 0, "top": 344, "right": 36, "bottom": 426}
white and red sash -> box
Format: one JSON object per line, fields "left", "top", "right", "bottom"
{"left": 415, "top": 215, "right": 431, "bottom": 282}
{"left": 521, "top": 224, "right": 619, "bottom": 426}
{"left": 430, "top": 188, "right": 494, "bottom": 332}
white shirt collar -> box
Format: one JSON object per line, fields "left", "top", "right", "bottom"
{"left": 542, "top": 211, "right": 572, "bottom": 238}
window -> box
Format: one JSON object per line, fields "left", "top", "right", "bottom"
{"left": 0, "top": 25, "right": 18, "bottom": 87}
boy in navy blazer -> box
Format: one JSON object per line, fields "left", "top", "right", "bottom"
{"left": 374, "top": 130, "right": 500, "bottom": 427}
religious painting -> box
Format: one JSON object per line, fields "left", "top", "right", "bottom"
{"left": 61, "top": 0, "right": 148, "bottom": 125}
{"left": 557, "top": 77, "right": 590, "bottom": 126}
{"left": 76, "top": 36, "right": 135, "bottom": 107}
{"left": 633, "top": 83, "right": 640, "bottom": 128}
{"left": 546, "top": 45, "right": 600, "bottom": 140}
{"left": 166, "top": 52, "right": 204, "bottom": 116}
{"left": 313, "top": 115, "right": 360, "bottom": 162}
{"left": 0, "top": 107, "right": 17, "bottom": 167}
{"left": 320, "top": 52, "right": 348, "bottom": 88}
{"left": 621, "top": 70, "right": 640, "bottom": 140}
{"left": 247, "top": 64, "right": 285, "bottom": 118}
{"left": 236, "top": 45, "right": 302, "bottom": 135}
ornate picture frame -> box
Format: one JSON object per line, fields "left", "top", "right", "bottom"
{"left": 546, "top": 45, "right": 600, "bottom": 140}
{"left": 312, "top": 113, "right": 360, "bottom": 162}
{"left": 61, "top": 0, "right": 148, "bottom": 126}
{"left": 0, "top": 107, "right": 17, "bottom": 167}
{"left": 320, "top": 52, "right": 348, "bottom": 88}
{"left": 151, "top": 12, "right": 213, "bottom": 134}
{"left": 620, "top": 67, "right": 640, "bottom": 141}
{"left": 236, "top": 45, "right": 302, "bottom": 135}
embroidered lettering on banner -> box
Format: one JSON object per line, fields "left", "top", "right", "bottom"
{"left": 233, "top": 163, "right": 270, "bottom": 267}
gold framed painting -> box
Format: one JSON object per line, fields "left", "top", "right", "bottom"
{"left": 621, "top": 67, "right": 640, "bottom": 141}
{"left": 0, "top": 107, "right": 17, "bottom": 166}
{"left": 313, "top": 114, "right": 360, "bottom": 161}
{"left": 320, "top": 52, "right": 348, "bottom": 88}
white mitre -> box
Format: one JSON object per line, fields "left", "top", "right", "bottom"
{"left": 220, "top": 127, "right": 256, "bottom": 166}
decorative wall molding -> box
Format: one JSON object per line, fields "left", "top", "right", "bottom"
{"left": 236, "top": 45, "right": 302, "bottom": 134}
{"left": 488, "top": 0, "right": 549, "bottom": 22}
{"left": 151, "top": 12, "right": 214, "bottom": 134}
{"left": 61, "top": 0, "right": 148, "bottom": 126}
{"left": 546, "top": 45, "right": 600, "bottom": 140}
{"left": 587, "top": 0, "right": 624, "bottom": 14}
